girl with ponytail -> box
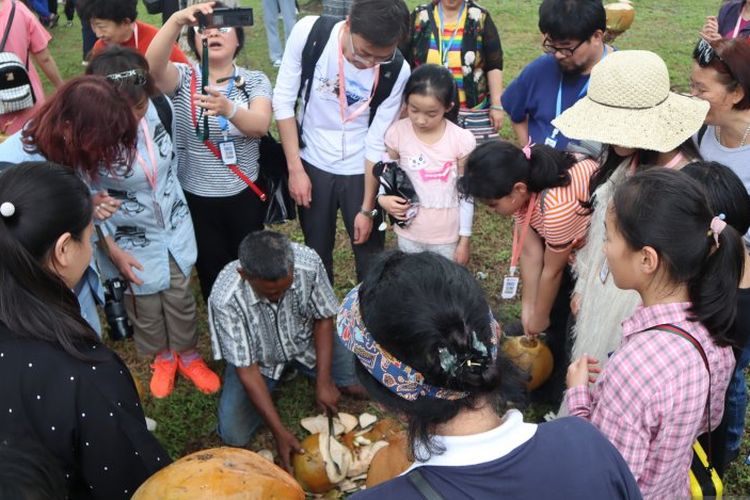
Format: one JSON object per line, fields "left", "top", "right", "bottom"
{"left": 565, "top": 168, "right": 741, "bottom": 497}
{"left": 0, "top": 162, "right": 169, "bottom": 498}
{"left": 460, "top": 140, "right": 597, "bottom": 402}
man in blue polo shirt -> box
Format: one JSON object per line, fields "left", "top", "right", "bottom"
{"left": 502, "top": 0, "right": 612, "bottom": 151}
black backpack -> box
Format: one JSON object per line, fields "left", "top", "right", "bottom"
{"left": 0, "top": 1, "right": 36, "bottom": 115}
{"left": 295, "top": 15, "right": 405, "bottom": 147}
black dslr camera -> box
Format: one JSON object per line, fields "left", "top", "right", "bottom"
{"left": 196, "top": 7, "right": 254, "bottom": 30}
{"left": 103, "top": 277, "right": 134, "bottom": 341}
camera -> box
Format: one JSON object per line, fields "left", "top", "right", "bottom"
{"left": 196, "top": 7, "right": 254, "bottom": 30}
{"left": 103, "top": 277, "right": 134, "bottom": 341}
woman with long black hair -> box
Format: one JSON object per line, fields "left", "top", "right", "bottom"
{"left": 0, "top": 162, "right": 170, "bottom": 499}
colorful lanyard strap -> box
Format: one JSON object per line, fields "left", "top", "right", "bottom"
{"left": 733, "top": 4, "right": 746, "bottom": 39}
{"left": 216, "top": 73, "right": 236, "bottom": 136}
{"left": 337, "top": 30, "right": 380, "bottom": 124}
{"left": 435, "top": 1, "right": 466, "bottom": 67}
{"left": 509, "top": 193, "right": 539, "bottom": 277}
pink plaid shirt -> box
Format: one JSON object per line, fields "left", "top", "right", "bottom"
{"left": 565, "top": 302, "right": 734, "bottom": 498}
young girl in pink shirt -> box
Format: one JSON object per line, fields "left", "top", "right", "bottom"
{"left": 379, "top": 64, "right": 476, "bottom": 264}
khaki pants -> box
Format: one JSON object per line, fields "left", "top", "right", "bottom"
{"left": 125, "top": 257, "right": 198, "bottom": 356}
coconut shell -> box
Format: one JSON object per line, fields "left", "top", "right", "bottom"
{"left": 131, "top": 447, "right": 304, "bottom": 500}
{"left": 366, "top": 433, "right": 411, "bottom": 488}
{"left": 502, "top": 336, "right": 554, "bottom": 391}
{"left": 292, "top": 434, "right": 334, "bottom": 494}
{"left": 361, "top": 418, "right": 402, "bottom": 443}
{"left": 605, "top": 1, "right": 635, "bottom": 33}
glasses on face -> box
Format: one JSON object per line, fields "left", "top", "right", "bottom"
{"left": 348, "top": 31, "right": 396, "bottom": 66}
{"left": 106, "top": 69, "right": 147, "bottom": 87}
{"left": 196, "top": 26, "right": 233, "bottom": 35}
{"left": 542, "top": 37, "right": 586, "bottom": 58}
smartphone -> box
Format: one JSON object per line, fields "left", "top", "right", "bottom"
{"left": 196, "top": 7, "right": 254, "bottom": 29}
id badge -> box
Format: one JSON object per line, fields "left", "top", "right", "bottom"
{"left": 219, "top": 140, "right": 237, "bottom": 166}
{"left": 544, "top": 136, "right": 558, "bottom": 148}
{"left": 599, "top": 260, "right": 609, "bottom": 284}
{"left": 153, "top": 198, "right": 165, "bottom": 229}
{"left": 501, "top": 276, "right": 520, "bottom": 299}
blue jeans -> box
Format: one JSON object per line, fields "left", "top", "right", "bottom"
{"left": 217, "top": 334, "right": 358, "bottom": 446}
{"left": 725, "top": 342, "right": 750, "bottom": 453}
{"left": 262, "top": 0, "right": 296, "bottom": 62}
{"left": 30, "top": 0, "right": 50, "bottom": 18}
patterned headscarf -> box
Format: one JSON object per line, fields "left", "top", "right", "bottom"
{"left": 337, "top": 284, "right": 500, "bottom": 402}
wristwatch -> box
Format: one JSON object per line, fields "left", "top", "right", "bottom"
{"left": 359, "top": 207, "right": 379, "bottom": 219}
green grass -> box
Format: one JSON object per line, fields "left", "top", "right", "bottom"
{"left": 37, "top": 0, "right": 750, "bottom": 494}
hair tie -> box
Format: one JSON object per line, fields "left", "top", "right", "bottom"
{"left": 521, "top": 139, "right": 534, "bottom": 161}
{"left": 709, "top": 213, "right": 727, "bottom": 247}
{"left": 0, "top": 202, "right": 15, "bottom": 218}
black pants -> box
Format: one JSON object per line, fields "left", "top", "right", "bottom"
{"left": 299, "top": 161, "right": 384, "bottom": 284}
{"left": 185, "top": 188, "right": 265, "bottom": 302}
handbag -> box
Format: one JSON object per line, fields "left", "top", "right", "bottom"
{"left": 373, "top": 160, "right": 419, "bottom": 228}
{"left": 258, "top": 133, "right": 296, "bottom": 225}
{"left": 0, "top": 1, "right": 36, "bottom": 115}
{"left": 653, "top": 324, "right": 723, "bottom": 499}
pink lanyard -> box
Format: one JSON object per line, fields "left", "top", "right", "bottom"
{"left": 509, "top": 193, "right": 539, "bottom": 276}
{"left": 337, "top": 31, "right": 379, "bottom": 124}
{"left": 135, "top": 119, "right": 158, "bottom": 193}
{"left": 733, "top": 5, "right": 745, "bottom": 39}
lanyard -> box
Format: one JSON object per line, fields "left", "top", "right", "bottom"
{"left": 132, "top": 22, "right": 139, "bottom": 48}
{"left": 733, "top": 4, "right": 746, "bottom": 38}
{"left": 337, "top": 30, "right": 379, "bottom": 124}
{"left": 216, "top": 73, "right": 236, "bottom": 134}
{"left": 509, "top": 193, "right": 539, "bottom": 276}
{"left": 435, "top": 2, "right": 466, "bottom": 67}
{"left": 135, "top": 118, "right": 158, "bottom": 193}
{"left": 189, "top": 69, "right": 267, "bottom": 202}
{"left": 550, "top": 46, "right": 608, "bottom": 140}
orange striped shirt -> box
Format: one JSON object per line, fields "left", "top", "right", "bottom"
{"left": 514, "top": 157, "right": 598, "bottom": 253}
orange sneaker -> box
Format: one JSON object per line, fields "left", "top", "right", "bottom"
{"left": 150, "top": 354, "right": 178, "bottom": 399}
{"left": 177, "top": 355, "right": 221, "bottom": 394}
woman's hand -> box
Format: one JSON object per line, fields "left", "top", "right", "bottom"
{"left": 377, "top": 195, "right": 409, "bottom": 220}
{"left": 454, "top": 236, "right": 470, "bottom": 265}
{"left": 92, "top": 191, "right": 121, "bottom": 221}
{"left": 700, "top": 15, "right": 722, "bottom": 42}
{"left": 107, "top": 240, "right": 145, "bottom": 286}
{"left": 195, "top": 87, "right": 235, "bottom": 117}
{"left": 171, "top": 1, "right": 216, "bottom": 27}
{"left": 566, "top": 355, "right": 600, "bottom": 389}
{"left": 489, "top": 108, "right": 504, "bottom": 131}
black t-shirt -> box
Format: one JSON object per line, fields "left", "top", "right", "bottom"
{"left": 732, "top": 287, "right": 750, "bottom": 360}
{"left": 353, "top": 417, "right": 641, "bottom": 500}
{"left": 0, "top": 326, "right": 170, "bottom": 499}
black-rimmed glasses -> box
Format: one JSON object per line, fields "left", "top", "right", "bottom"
{"left": 542, "top": 37, "right": 586, "bottom": 58}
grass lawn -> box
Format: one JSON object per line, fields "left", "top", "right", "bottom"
{"left": 36, "top": 0, "right": 750, "bottom": 495}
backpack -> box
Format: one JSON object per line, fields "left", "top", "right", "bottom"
{"left": 296, "top": 15, "right": 405, "bottom": 148}
{"left": 151, "top": 93, "right": 173, "bottom": 142}
{"left": 0, "top": 1, "right": 36, "bottom": 115}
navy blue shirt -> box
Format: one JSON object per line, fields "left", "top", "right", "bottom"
{"left": 501, "top": 54, "right": 591, "bottom": 151}
{"left": 353, "top": 416, "right": 641, "bottom": 500}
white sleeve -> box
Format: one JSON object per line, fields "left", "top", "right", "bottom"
{"left": 459, "top": 196, "right": 474, "bottom": 237}
{"left": 364, "top": 61, "right": 411, "bottom": 164}
{"left": 272, "top": 16, "right": 319, "bottom": 121}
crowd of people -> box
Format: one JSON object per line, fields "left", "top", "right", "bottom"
{"left": 0, "top": 0, "right": 749, "bottom": 498}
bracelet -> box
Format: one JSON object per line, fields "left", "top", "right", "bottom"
{"left": 225, "top": 101, "right": 239, "bottom": 120}
{"left": 490, "top": 104, "right": 504, "bottom": 111}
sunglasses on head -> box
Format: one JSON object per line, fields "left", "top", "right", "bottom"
{"left": 694, "top": 38, "right": 723, "bottom": 67}
{"left": 105, "top": 69, "right": 147, "bottom": 87}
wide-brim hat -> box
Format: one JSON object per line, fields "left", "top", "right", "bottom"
{"left": 551, "top": 50, "right": 709, "bottom": 153}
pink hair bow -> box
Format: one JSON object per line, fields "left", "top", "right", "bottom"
{"left": 710, "top": 214, "right": 727, "bottom": 247}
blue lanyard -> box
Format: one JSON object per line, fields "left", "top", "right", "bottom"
{"left": 552, "top": 46, "right": 608, "bottom": 137}
{"left": 438, "top": 1, "right": 465, "bottom": 66}
{"left": 216, "top": 74, "right": 236, "bottom": 133}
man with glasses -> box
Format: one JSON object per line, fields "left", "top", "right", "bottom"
{"left": 501, "top": 0, "right": 610, "bottom": 151}
{"left": 272, "top": 0, "right": 410, "bottom": 284}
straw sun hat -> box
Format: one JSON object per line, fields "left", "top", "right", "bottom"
{"left": 551, "top": 50, "right": 709, "bottom": 153}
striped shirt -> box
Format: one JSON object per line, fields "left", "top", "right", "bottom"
{"left": 207, "top": 244, "right": 339, "bottom": 380}
{"left": 566, "top": 302, "right": 735, "bottom": 498}
{"left": 425, "top": 15, "right": 486, "bottom": 109}
{"left": 171, "top": 63, "right": 272, "bottom": 197}
{"left": 514, "top": 157, "right": 597, "bottom": 252}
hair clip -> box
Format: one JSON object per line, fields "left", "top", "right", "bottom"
{"left": 521, "top": 138, "right": 534, "bottom": 160}
{"left": 709, "top": 213, "right": 727, "bottom": 247}
{"left": 0, "top": 201, "right": 15, "bottom": 218}
{"left": 438, "top": 347, "right": 459, "bottom": 377}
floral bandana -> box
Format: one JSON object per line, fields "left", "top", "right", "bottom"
{"left": 337, "top": 284, "right": 500, "bottom": 401}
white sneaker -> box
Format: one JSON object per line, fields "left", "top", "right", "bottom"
{"left": 272, "top": 59, "right": 282, "bottom": 68}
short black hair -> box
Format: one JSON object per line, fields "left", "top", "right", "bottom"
{"left": 185, "top": 2, "right": 245, "bottom": 61}
{"left": 403, "top": 64, "right": 459, "bottom": 123}
{"left": 238, "top": 231, "right": 294, "bottom": 281}
{"left": 538, "top": 0, "right": 606, "bottom": 41}
{"left": 77, "top": 0, "right": 138, "bottom": 23}
{"left": 86, "top": 46, "right": 156, "bottom": 106}
{"left": 349, "top": 0, "right": 410, "bottom": 48}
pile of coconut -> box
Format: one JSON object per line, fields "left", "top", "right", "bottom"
{"left": 269, "top": 412, "right": 410, "bottom": 496}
